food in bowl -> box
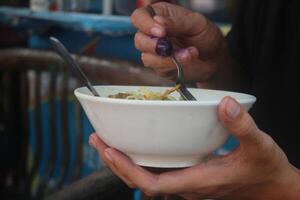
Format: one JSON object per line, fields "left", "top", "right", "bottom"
{"left": 108, "top": 85, "right": 181, "bottom": 100}
{"left": 75, "top": 86, "right": 256, "bottom": 168}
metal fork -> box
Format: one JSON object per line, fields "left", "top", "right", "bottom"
{"left": 171, "top": 56, "right": 197, "bottom": 100}
{"left": 146, "top": 5, "right": 197, "bottom": 101}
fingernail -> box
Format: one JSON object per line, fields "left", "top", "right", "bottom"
{"left": 104, "top": 149, "right": 114, "bottom": 163}
{"left": 151, "top": 25, "right": 163, "bottom": 36}
{"left": 153, "top": 16, "right": 164, "bottom": 24}
{"left": 225, "top": 98, "right": 240, "bottom": 119}
{"left": 187, "top": 47, "right": 198, "bottom": 58}
{"left": 88, "top": 135, "right": 95, "bottom": 148}
{"left": 175, "top": 49, "right": 189, "bottom": 62}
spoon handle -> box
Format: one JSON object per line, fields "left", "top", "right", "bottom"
{"left": 146, "top": 6, "right": 197, "bottom": 101}
{"left": 50, "top": 37, "right": 100, "bottom": 97}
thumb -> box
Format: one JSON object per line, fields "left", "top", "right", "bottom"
{"left": 174, "top": 47, "right": 199, "bottom": 63}
{"left": 218, "top": 97, "right": 261, "bottom": 146}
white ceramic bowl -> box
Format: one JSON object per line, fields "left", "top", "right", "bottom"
{"left": 75, "top": 86, "right": 256, "bottom": 168}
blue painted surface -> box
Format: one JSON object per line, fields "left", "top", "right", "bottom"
{"left": 81, "top": 111, "right": 103, "bottom": 177}
{"left": 29, "top": 31, "right": 140, "bottom": 61}
{"left": 0, "top": 7, "right": 136, "bottom": 33}
{"left": 28, "top": 100, "right": 103, "bottom": 193}
{"left": 0, "top": 6, "right": 141, "bottom": 62}
{"left": 134, "top": 190, "right": 142, "bottom": 200}
{"left": 51, "top": 101, "right": 63, "bottom": 186}
{"left": 39, "top": 102, "right": 50, "bottom": 182}
{"left": 66, "top": 102, "right": 76, "bottom": 183}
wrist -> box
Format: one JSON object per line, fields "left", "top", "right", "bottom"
{"left": 268, "top": 165, "right": 300, "bottom": 199}
{"left": 239, "top": 165, "right": 300, "bottom": 200}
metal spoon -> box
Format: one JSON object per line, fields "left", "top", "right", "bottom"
{"left": 146, "top": 5, "right": 196, "bottom": 101}
{"left": 49, "top": 37, "right": 100, "bottom": 97}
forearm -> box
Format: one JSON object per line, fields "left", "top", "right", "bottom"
{"left": 235, "top": 166, "right": 300, "bottom": 200}
{"left": 262, "top": 166, "right": 300, "bottom": 200}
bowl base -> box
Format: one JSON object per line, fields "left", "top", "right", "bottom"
{"left": 127, "top": 153, "right": 205, "bottom": 168}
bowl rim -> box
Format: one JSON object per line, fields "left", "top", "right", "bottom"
{"left": 74, "top": 85, "right": 256, "bottom": 106}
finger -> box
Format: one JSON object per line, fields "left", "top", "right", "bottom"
{"left": 156, "top": 70, "right": 177, "bottom": 81}
{"left": 135, "top": 29, "right": 200, "bottom": 59}
{"left": 88, "top": 134, "right": 118, "bottom": 173}
{"left": 179, "top": 193, "right": 199, "bottom": 200}
{"left": 88, "top": 133, "right": 108, "bottom": 157}
{"left": 134, "top": 31, "right": 158, "bottom": 54}
{"left": 142, "top": 51, "right": 213, "bottom": 82}
{"left": 174, "top": 47, "right": 199, "bottom": 63}
{"left": 218, "top": 97, "right": 262, "bottom": 146}
{"left": 142, "top": 50, "right": 198, "bottom": 71}
{"left": 104, "top": 148, "right": 162, "bottom": 196}
{"left": 132, "top": 3, "right": 222, "bottom": 59}
{"left": 141, "top": 53, "right": 175, "bottom": 71}
{"left": 89, "top": 134, "right": 136, "bottom": 188}
{"left": 151, "top": 164, "right": 223, "bottom": 194}
{"left": 131, "top": 6, "right": 166, "bottom": 37}
{"left": 105, "top": 147, "right": 226, "bottom": 196}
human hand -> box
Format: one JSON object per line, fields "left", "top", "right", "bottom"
{"left": 89, "top": 96, "right": 300, "bottom": 199}
{"left": 131, "top": 2, "right": 225, "bottom": 82}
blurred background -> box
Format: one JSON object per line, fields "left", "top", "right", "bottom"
{"left": 0, "top": 1, "right": 237, "bottom": 200}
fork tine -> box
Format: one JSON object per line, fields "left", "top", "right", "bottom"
{"left": 171, "top": 57, "right": 197, "bottom": 101}
{"left": 178, "top": 84, "right": 197, "bottom": 101}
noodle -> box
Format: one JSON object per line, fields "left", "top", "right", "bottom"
{"left": 108, "top": 85, "right": 182, "bottom": 101}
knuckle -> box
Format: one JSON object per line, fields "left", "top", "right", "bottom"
{"left": 156, "top": 72, "right": 166, "bottom": 77}
{"left": 140, "top": 178, "right": 160, "bottom": 197}
{"left": 153, "top": 2, "right": 169, "bottom": 9}
{"left": 164, "top": 70, "right": 177, "bottom": 80}
{"left": 130, "top": 9, "right": 140, "bottom": 27}
{"left": 237, "top": 115, "right": 257, "bottom": 137}
{"left": 155, "top": 57, "right": 170, "bottom": 68}
{"left": 156, "top": 70, "right": 170, "bottom": 77}
{"left": 127, "top": 182, "right": 137, "bottom": 189}
{"left": 190, "top": 12, "right": 209, "bottom": 34}
{"left": 142, "top": 61, "right": 150, "bottom": 68}
{"left": 141, "top": 54, "right": 151, "bottom": 67}
{"left": 257, "top": 133, "right": 278, "bottom": 154}
{"left": 142, "top": 187, "right": 159, "bottom": 197}
{"left": 134, "top": 33, "right": 141, "bottom": 50}
{"left": 142, "top": 54, "right": 161, "bottom": 69}
{"left": 143, "top": 191, "right": 156, "bottom": 197}
{"left": 249, "top": 136, "right": 277, "bottom": 164}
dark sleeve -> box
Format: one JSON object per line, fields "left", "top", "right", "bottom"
{"left": 226, "top": 0, "right": 248, "bottom": 71}
{"left": 226, "top": 0, "right": 264, "bottom": 80}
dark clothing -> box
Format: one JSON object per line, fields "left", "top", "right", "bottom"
{"left": 227, "top": 0, "right": 300, "bottom": 167}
